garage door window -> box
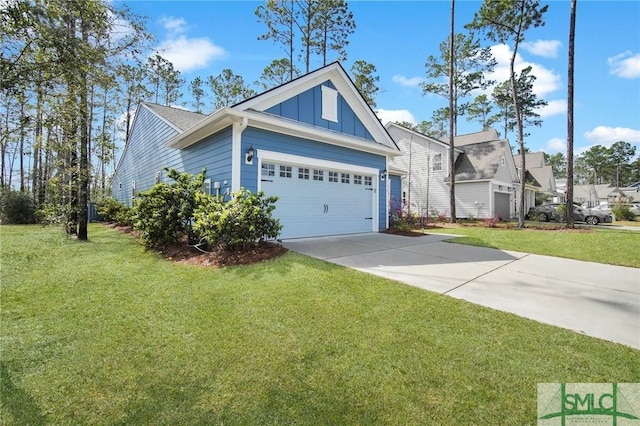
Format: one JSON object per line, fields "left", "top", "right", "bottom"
{"left": 279, "top": 165, "right": 292, "bottom": 178}
{"left": 364, "top": 176, "right": 372, "bottom": 186}
{"left": 329, "top": 171, "right": 339, "bottom": 182}
{"left": 354, "top": 175, "right": 362, "bottom": 185}
{"left": 341, "top": 173, "right": 350, "bottom": 184}
{"left": 313, "top": 169, "right": 324, "bottom": 181}
{"left": 298, "top": 168, "right": 310, "bottom": 180}
{"left": 262, "top": 163, "right": 275, "bottom": 177}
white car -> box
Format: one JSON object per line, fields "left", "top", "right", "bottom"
{"left": 593, "top": 202, "right": 640, "bottom": 217}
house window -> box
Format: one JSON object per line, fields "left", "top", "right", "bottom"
{"left": 354, "top": 175, "right": 363, "bottom": 185}
{"left": 204, "top": 178, "right": 212, "bottom": 195}
{"left": 298, "top": 167, "right": 310, "bottom": 180}
{"left": 279, "top": 165, "right": 292, "bottom": 178}
{"left": 321, "top": 85, "right": 338, "bottom": 123}
{"left": 364, "top": 176, "right": 372, "bottom": 186}
{"left": 262, "top": 163, "right": 275, "bottom": 177}
{"left": 433, "top": 153, "right": 443, "bottom": 171}
{"left": 329, "top": 171, "right": 339, "bottom": 182}
{"left": 341, "top": 173, "right": 350, "bottom": 184}
{"left": 501, "top": 156, "right": 506, "bottom": 167}
{"left": 313, "top": 169, "right": 324, "bottom": 181}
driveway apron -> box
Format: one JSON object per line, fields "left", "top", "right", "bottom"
{"left": 283, "top": 233, "right": 640, "bottom": 350}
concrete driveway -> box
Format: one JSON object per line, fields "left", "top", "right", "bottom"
{"left": 283, "top": 233, "right": 640, "bottom": 349}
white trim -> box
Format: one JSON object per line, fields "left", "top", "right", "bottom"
{"left": 257, "top": 149, "right": 379, "bottom": 232}
{"left": 321, "top": 85, "right": 338, "bottom": 122}
{"left": 231, "top": 117, "right": 248, "bottom": 192}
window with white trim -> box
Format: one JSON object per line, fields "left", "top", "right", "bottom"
{"left": 329, "top": 171, "right": 339, "bottom": 182}
{"left": 313, "top": 169, "right": 324, "bottom": 181}
{"left": 321, "top": 85, "right": 338, "bottom": 122}
{"left": 341, "top": 173, "right": 350, "bottom": 184}
{"left": 364, "top": 176, "right": 372, "bottom": 186}
{"left": 298, "top": 167, "right": 310, "bottom": 180}
{"left": 262, "top": 163, "right": 275, "bottom": 177}
{"left": 432, "top": 153, "right": 443, "bottom": 171}
{"left": 501, "top": 156, "right": 506, "bottom": 167}
{"left": 354, "top": 174, "right": 362, "bottom": 185}
{"left": 204, "top": 178, "right": 212, "bottom": 195}
{"left": 279, "top": 165, "right": 292, "bottom": 178}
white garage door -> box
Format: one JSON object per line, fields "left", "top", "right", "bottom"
{"left": 260, "top": 160, "right": 376, "bottom": 239}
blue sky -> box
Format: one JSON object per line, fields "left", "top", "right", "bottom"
{"left": 120, "top": 0, "right": 640, "bottom": 157}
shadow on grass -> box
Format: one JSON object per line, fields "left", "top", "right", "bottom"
{"left": 0, "top": 362, "right": 46, "bottom": 425}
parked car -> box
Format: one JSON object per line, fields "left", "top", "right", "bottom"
{"left": 593, "top": 202, "right": 640, "bottom": 217}
{"left": 527, "top": 203, "right": 613, "bottom": 225}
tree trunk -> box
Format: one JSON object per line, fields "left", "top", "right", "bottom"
{"left": 77, "top": 22, "right": 90, "bottom": 241}
{"left": 566, "top": 0, "right": 577, "bottom": 227}
{"left": 448, "top": 0, "right": 457, "bottom": 223}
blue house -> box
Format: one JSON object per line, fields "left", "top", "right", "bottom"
{"left": 111, "top": 62, "right": 401, "bottom": 239}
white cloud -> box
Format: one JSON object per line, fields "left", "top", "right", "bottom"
{"left": 160, "top": 16, "right": 188, "bottom": 36}
{"left": 376, "top": 109, "right": 416, "bottom": 125}
{"left": 545, "top": 137, "right": 566, "bottom": 153}
{"left": 487, "top": 44, "right": 561, "bottom": 98}
{"left": 521, "top": 40, "right": 562, "bottom": 58}
{"left": 584, "top": 126, "right": 640, "bottom": 145}
{"left": 537, "top": 99, "right": 566, "bottom": 118}
{"left": 392, "top": 75, "right": 424, "bottom": 88}
{"left": 156, "top": 36, "right": 227, "bottom": 73}
{"left": 608, "top": 51, "right": 640, "bottom": 79}
{"left": 153, "top": 16, "right": 227, "bottom": 73}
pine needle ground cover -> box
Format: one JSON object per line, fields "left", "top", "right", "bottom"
{"left": 1, "top": 224, "right": 638, "bottom": 425}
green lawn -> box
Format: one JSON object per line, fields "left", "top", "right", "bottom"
{"left": 1, "top": 224, "right": 638, "bottom": 425}
{"left": 425, "top": 223, "right": 640, "bottom": 267}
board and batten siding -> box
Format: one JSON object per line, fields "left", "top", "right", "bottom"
{"left": 241, "top": 127, "right": 388, "bottom": 231}
{"left": 111, "top": 105, "right": 234, "bottom": 205}
{"left": 265, "top": 81, "right": 374, "bottom": 142}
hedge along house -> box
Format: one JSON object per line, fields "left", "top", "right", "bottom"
{"left": 386, "top": 125, "right": 529, "bottom": 220}
{"left": 111, "top": 62, "right": 401, "bottom": 239}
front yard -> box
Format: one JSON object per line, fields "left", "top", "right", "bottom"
{"left": 1, "top": 224, "right": 638, "bottom": 425}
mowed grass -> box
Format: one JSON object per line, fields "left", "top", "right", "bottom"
{"left": 1, "top": 225, "right": 638, "bottom": 425}
{"left": 428, "top": 224, "right": 640, "bottom": 267}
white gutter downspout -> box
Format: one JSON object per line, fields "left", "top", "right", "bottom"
{"left": 231, "top": 116, "right": 249, "bottom": 193}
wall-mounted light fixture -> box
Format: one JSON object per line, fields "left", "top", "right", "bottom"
{"left": 380, "top": 169, "right": 388, "bottom": 181}
{"left": 245, "top": 145, "right": 255, "bottom": 165}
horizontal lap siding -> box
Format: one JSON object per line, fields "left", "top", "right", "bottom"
{"left": 111, "top": 105, "right": 233, "bottom": 205}
{"left": 241, "top": 127, "right": 387, "bottom": 230}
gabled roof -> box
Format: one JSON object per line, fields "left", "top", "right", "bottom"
{"left": 384, "top": 121, "right": 463, "bottom": 153}
{"left": 528, "top": 165, "right": 556, "bottom": 192}
{"left": 143, "top": 102, "right": 207, "bottom": 132}
{"left": 166, "top": 62, "right": 399, "bottom": 155}
{"left": 454, "top": 129, "right": 499, "bottom": 146}
{"left": 524, "top": 151, "right": 546, "bottom": 168}
{"left": 454, "top": 139, "right": 512, "bottom": 181}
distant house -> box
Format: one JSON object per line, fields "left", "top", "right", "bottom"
{"left": 386, "top": 126, "right": 529, "bottom": 220}
{"left": 514, "top": 151, "right": 563, "bottom": 203}
{"left": 111, "top": 62, "right": 400, "bottom": 239}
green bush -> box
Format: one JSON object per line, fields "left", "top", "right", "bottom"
{"left": 1, "top": 190, "right": 36, "bottom": 224}
{"left": 132, "top": 168, "right": 206, "bottom": 249}
{"left": 96, "top": 197, "right": 132, "bottom": 226}
{"left": 35, "top": 203, "right": 70, "bottom": 225}
{"left": 193, "top": 189, "right": 281, "bottom": 251}
{"left": 612, "top": 204, "right": 635, "bottom": 221}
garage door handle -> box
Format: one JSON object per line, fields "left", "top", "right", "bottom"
{"left": 324, "top": 204, "right": 329, "bottom": 213}
{"left": 365, "top": 217, "right": 373, "bottom": 220}
{"left": 261, "top": 179, "right": 273, "bottom": 182}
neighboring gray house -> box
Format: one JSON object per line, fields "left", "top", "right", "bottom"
{"left": 514, "top": 151, "right": 562, "bottom": 203}
{"left": 112, "top": 62, "right": 400, "bottom": 239}
{"left": 387, "top": 126, "right": 527, "bottom": 219}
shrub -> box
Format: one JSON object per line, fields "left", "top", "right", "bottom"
{"left": 483, "top": 215, "right": 500, "bottom": 228}
{"left": 612, "top": 204, "right": 635, "bottom": 221}
{"left": 193, "top": 189, "right": 281, "bottom": 251}
{"left": 96, "top": 197, "right": 131, "bottom": 225}
{"left": 390, "top": 209, "right": 417, "bottom": 232}
{"left": 132, "top": 168, "right": 206, "bottom": 249}
{"left": 35, "top": 203, "right": 69, "bottom": 225}
{"left": 0, "top": 190, "right": 37, "bottom": 224}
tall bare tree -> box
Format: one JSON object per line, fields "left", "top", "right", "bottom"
{"left": 448, "top": 0, "right": 456, "bottom": 223}
{"left": 565, "top": 0, "right": 577, "bottom": 227}
{"left": 468, "top": 0, "right": 548, "bottom": 228}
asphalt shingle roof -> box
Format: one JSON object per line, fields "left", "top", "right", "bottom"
{"left": 144, "top": 102, "right": 207, "bottom": 131}
{"left": 454, "top": 139, "right": 508, "bottom": 181}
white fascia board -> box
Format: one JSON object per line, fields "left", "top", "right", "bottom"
{"left": 238, "top": 64, "right": 397, "bottom": 151}
{"left": 165, "top": 108, "right": 236, "bottom": 148}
